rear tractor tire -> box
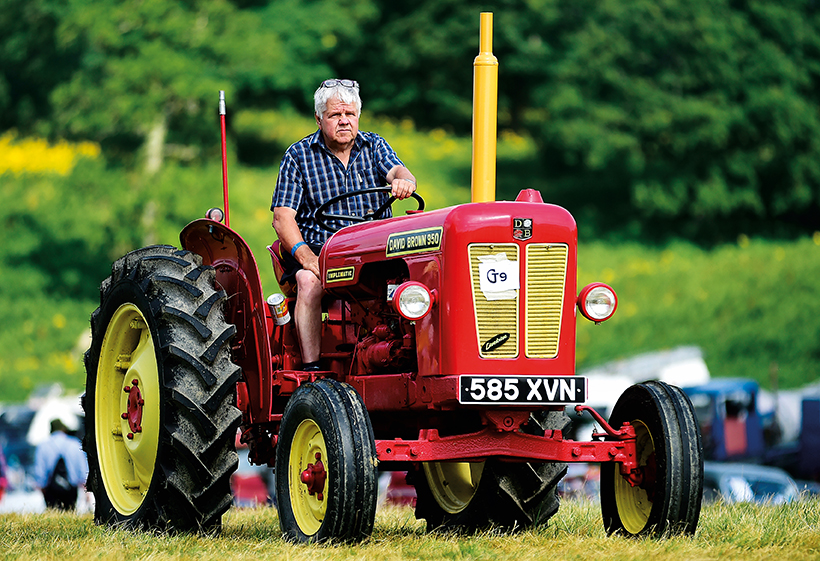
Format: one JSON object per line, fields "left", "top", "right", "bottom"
{"left": 410, "top": 409, "right": 570, "bottom": 533}
{"left": 600, "top": 381, "right": 703, "bottom": 537}
{"left": 83, "top": 245, "right": 241, "bottom": 532}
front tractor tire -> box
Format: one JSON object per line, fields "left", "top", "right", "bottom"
{"left": 275, "top": 378, "right": 378, "bottom": 543}
{"left": 600, "top": 381, "right": 703, "bottom": 537}
{"left": 84, "top": 245, "right": 241, "bottom": 532}
{"left": 411, "top": 410, "right": 570, "bottom": 533}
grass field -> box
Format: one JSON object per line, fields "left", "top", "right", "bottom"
{"left": 2, "top": 500, "right": 818, "bottom": 561}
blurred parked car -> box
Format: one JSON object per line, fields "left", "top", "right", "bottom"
{"left": 703, "top": 461, "right": 800, "bottom": 504}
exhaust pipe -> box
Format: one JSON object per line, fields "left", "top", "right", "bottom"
{"left": 471, "top": 12, "right": 499, "bottom": 203}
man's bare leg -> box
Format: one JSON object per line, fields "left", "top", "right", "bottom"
{"left": 294, "top": 269, "right": 323, "bottom": 365}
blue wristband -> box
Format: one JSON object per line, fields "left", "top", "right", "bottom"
{"left": 291, "top": 241, "right": 307, "bottom": 257}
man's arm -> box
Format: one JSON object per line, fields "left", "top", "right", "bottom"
{"left": 272, "top": 206, "right": 320, "bottom": 278}
{"left": 386, "top": 164, "right": 416, "bottom": 200}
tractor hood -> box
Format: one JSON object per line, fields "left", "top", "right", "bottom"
{"left": 320, "top": 195, "right": 577, "bottom": 289}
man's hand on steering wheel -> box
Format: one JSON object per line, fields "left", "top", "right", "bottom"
{"left": 390, "top": 177, "right": 416, "bottom": 200}
{"left": 314, "top": 187, "right": 425, "bottom": 233}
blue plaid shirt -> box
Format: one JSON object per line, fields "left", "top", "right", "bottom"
{"left": 271, "top": 129, "right": 405, "bottom": 245}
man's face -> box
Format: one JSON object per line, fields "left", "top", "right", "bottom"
{"left": 317, "top": 97, "right": 359, "bottom": 149}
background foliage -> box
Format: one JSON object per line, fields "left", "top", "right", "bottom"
{"left": 4, "top": 0, "right": 820, "bottom": 242}
{"left": 2, "top": 0, "right": 820, "bottom": 401}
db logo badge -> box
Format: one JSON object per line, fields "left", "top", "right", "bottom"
{"left": 512, "top": 217, "right": 533, "bottom": 241}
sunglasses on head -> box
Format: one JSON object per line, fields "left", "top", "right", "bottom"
{"left": 321, "top": 79, "right": 359, "bottom": 89}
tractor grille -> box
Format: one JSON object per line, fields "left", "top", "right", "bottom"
{"left": 525, "top": 244, "right": 568, "bottom": 358}
{"left": 468, "top": 243, "right": 568, "bottom": 359}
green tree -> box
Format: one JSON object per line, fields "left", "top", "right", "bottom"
{"left": 527, "top": 0, "right": 820, "bottom": 241}
{"left": 46, "top": 0, "right": 380, "bottom": 173}
{"left": 0, "top": 0, "right": 81, "bottom": 135}
{"left": 342, "top": 0, "right": 820, "bottom": 242}
{"left": 49, "top": 0, "right": 288, "bottom": 172}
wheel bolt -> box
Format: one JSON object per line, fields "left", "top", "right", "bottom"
{"left": 123, "top": 386, "right": 130, "bottom": 393}
{"left": 127, "top": 433, "right": 134, "bottom": 440}
{"left": 132, "top": 379, "right": 139, "bottom": 386}
{"left": 121, "top": 413, "right": 128, "bottom": 419}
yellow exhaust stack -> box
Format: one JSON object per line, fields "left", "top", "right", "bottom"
{"left": 471, "top": 12, "right": 499, "bottom": 203}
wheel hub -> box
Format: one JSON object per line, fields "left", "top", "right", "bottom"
{"left": 636, "top": 453, "right": 657, "bottom": 501}
{"left": 613, "top": 419, "right": 654, "bottom": 534}
{"left": 122, "top": 379, "right": 144, "bottom": 440}
{"left": 300, "top": 452, "right": 327, "bottom": 500}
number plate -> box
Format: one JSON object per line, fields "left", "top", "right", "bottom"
{"left": 459, "top": 375, "right": 587, "bottom": 405}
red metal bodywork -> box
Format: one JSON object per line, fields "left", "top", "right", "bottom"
{"left": 180, "top": 192, "right": 638, "bottom": 472}
{"left": 181, "top": 220, "right": 273, "bottom": 428}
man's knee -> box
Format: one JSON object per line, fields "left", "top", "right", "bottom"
{"left": 295, "top": 271, "right": 323, "bottom": 304}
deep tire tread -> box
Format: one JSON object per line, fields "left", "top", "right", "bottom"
{"left": 202, "top": 326, "right": 237, "bottom": 365}
{"left": 195, "top": 293, "right": 224, "bottom": 320}
{"left": 161, "top": 305, "right": 213, "bottom": 339}
{"left": 84, "top": 245, "right": 241, "bottom": 533}
{"left": 166, "top": 346, "right": 218, "bottom": 387}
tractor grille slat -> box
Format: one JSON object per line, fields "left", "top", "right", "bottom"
{"left": 468, "top": 243, "right": 568, "bottom": 359}
{"left": 526, "top": 244, "right": 568, "bottom": 358}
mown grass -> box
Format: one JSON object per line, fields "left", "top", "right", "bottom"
{"left": 1, "top": 500, "right": 817, "bottom": 561}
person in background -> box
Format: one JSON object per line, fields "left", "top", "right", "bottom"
{"left": 33, "top": 419, "right": 88, "bottom": 510}
{"left": 271, "top": 79, "right": 416, "bottom": 371}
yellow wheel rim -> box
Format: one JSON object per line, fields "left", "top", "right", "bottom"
{"left": 289, "top": 419, "right": 328, "bottom": 535}
{"left": 423, "top": 461, "right": 485, "bottom": 514}
{"left": 614, "top": 420, "right": 655, "bottom": 534}
{"left": 95, "top": 304, "right": 161, "bottom": 515}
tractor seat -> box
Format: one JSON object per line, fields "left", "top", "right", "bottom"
{"left": 268, "top": 240, "right": 297, "bottom": 297}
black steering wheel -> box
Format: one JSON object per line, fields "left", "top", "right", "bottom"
{"left": 315, "top": 187, "right": 425, "bottom": 233}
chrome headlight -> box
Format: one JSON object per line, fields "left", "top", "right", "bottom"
{"left": 392, "top": 281, "right": 434, "bottom": 321}
{"left": 577, "top": 283, "right": 618, "bottom": 323}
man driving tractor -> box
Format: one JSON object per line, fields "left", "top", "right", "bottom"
{"left": 271, "top": 79, "right": 417, "bottom": 371}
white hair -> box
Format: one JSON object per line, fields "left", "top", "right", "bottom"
{"left": 314, "top": 82, "right": 362, "bottom": 120}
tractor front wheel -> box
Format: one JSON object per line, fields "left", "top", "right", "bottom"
{"left": 83, "top": 245, "right": 241, "bottom": 532}
{"left": 600, "top": 381, "right": 703, "bottom": 537}
{"left": 275, "top": 379, "right": 378, "bottom": 543}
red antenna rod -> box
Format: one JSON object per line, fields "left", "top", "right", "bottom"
{"left": 219, "top": 90, "right": 230, "bottom": 227}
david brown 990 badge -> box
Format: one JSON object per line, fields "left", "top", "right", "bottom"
{"left": 459, "top": 375, "right": 586, "bottom": 405}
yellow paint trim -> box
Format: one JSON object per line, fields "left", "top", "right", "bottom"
{"left": 326, "top": 266, "right": 355, "bottom": 283}
{"left": 385, "top": 227, "right": 443, "bottom": 257}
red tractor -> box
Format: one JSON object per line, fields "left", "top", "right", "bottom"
{"left": 82, "top": 17, "right": 703, "bottom": 544}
